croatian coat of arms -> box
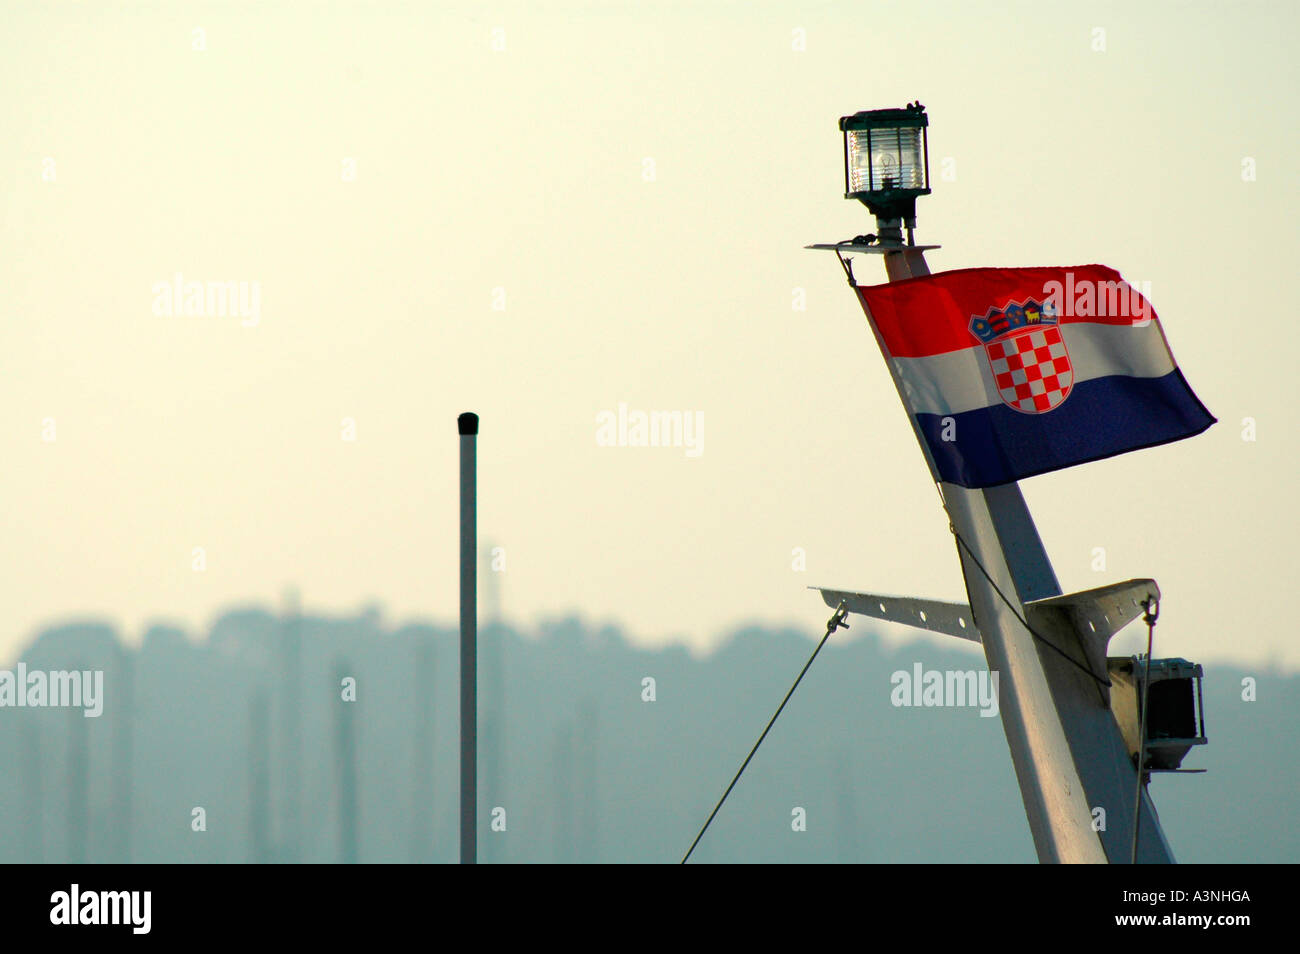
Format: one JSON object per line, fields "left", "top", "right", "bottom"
{"left": 969, "top": 299, "right": 1072, "bottom": 413}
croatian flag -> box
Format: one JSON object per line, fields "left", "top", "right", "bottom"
{"left": 856, "top": 264, "right": 1215, "bottom": 488}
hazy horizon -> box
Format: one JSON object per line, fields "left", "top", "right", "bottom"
{"left": 5, "top": 610, "right": 1295, "bottom": 863}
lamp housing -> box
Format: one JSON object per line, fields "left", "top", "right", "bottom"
{"left": 840, "top": 103, "right": 931, "bottom": 222}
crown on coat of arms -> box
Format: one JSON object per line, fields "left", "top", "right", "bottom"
{"left": 968, "top": 298, "right": 1059, "bottom": 344}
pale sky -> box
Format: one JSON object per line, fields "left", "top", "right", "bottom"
{"left": 2, "top": 1, "right": 1297, "bottom": 669}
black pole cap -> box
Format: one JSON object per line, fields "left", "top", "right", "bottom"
{"left": 458, "top": 412, "right": 479, "bottom": 435}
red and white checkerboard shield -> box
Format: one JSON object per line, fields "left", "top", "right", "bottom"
{"left": 984, "top": 325, "right": 1073, "bottom": 413}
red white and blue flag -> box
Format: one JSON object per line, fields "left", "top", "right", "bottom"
{"left": 856, "top": 264, "right": 1215, "bottom": 488}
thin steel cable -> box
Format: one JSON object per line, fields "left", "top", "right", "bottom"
{"left": 680, "top": 602, "right": 850, "bottom": 864}
{"left": 1131, "top": 599, "right": 1158, "bottom": 864}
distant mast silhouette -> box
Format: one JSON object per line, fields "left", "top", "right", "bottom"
{"left": 67, "top": 663, "right": 89, "bottom": 863}
{"left": 334, "top": 661, "right": 359, "bottom": 864}
{"left": 111, "top": 643, "right": 135, "bottom": 863}
{"left": 249, "top": 687, "right": 272, "bottom": 863}
{"left": 411, "top": 634, "right": 436, "bottom": 862}
{"left": 21, "top": 714, "right": 43, "bottom": 863}
{"left": 280, "top": 588, "right": 302, "bottom": 863}
{"left": 482, "top": 543, "right": 504, "bottom": 864}
{"left": 552, "top": 722, "right": 573, "bottom": 863}
{"left": 577, "top": 699, "right": 598, "bottom": 864}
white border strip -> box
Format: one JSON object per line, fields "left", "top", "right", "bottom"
{"left": 890, "top": 321, "right": 1177, "bottom": 416}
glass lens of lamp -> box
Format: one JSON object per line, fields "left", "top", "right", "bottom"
{"left": 846, "top": 129, "right": 874, "bottom": 193}
{"left": 847, "top": 126, "right": 924, "bottom": 193}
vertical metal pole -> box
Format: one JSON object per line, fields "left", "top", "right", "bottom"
{"left": 458, "top": 411, "right": 479, "bottom": 864}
